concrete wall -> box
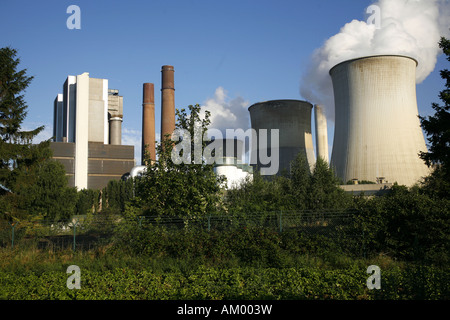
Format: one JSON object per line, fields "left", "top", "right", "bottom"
{"left": 88, "top": 77, "right": 108, "bottom": 143}
{"left": 87, "top": 142, "right": 134, "bottom": 189}
{"left": 329, "top": 55, "right": 430, "bottom": 186}
{"left": 51, "top": 141, "right": 135, "bottom": 189}
{"left": 339, "top": 183, "right": 392, "bottom": 196}
{"left": 50, "top": 142, "right": 75, "bottom": 187}
{"left": 248, "top": 99, "right": 315, "bottom": 175}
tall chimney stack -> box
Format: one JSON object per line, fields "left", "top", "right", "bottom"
{"left": 161, "top": 65, "right": 175, "bottom": 141}
{"left": 142, "top": 83, "right": 155, "bottom": 164}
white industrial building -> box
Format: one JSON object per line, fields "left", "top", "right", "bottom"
{"left": 51, "top": 73, "right": 134, "bottom": 190}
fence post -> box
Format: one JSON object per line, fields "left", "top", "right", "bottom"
{"left": 207, "top": 215, "right": 211, "bottom": 232}
{"left": 73, "top": 219, "right": 79, "bottom": 251}
{"left": 8, "top": 222, "right": 17, "bottom": 249}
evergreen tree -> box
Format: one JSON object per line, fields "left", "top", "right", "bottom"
{"left": 307, "top": 157, "right": 350, "bottom": 210}
{"left": 0, "top": 47, "right": 45, "bottom": 191}
{"left": 289, "top": 153, "right": 311, "bottom": 210}
{"left": 419, "top": 37, "right": 450, "bottom": 197}
{"left": 0, "top": 47, "right": 76, "bottom": 221}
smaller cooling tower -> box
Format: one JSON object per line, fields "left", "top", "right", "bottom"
{"left": 314, "top": 105, "right": 329, "bottom": 163}
{"left": 329, "top": 55, "right": 430, "bottom": 186}
{"left": 248, "top": 100, "right": 315, "bottom": 175}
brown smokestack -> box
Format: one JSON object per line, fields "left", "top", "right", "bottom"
{"left": 161, "top": 65, "right": 175, "bottom": 141}
{"left": 142, "top": 83, "right": 155, "bottom": 164}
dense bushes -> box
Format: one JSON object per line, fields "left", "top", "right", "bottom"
{"left": 349, "top": 185, "right": 450, "bottom": 266}
{"left": 1, "top": 265, "right": 448, "bottom": 300}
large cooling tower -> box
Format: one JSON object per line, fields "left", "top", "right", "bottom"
{"left": 329, "top": 55, "right": 430, "bottom": 186}
{"left": 248, "top": 99, "right": 315, "bottom": 175}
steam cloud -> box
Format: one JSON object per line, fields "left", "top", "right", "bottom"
{"left": 300, "top": 0, "right": 450, "bottom": 121}
{"left": 201, "top": 86, "right": 251, "bottom": 133}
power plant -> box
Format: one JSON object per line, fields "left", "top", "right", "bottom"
{"left": 51, "top": 73, "right": 135, "bottom": 190}
{"left": 51, "top": 54, "right": 431, "bottom": 190}
{"left": 248, "top": 100, "right": 316, "bottom": 175}
{"left": 329, "top": 55, "right": 430, "bottom": 187}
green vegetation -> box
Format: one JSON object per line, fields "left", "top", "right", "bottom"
{"left": 0, "top": 41, "right": 449, "bottom": 300}
{"left": 419, "top": 37, "right": 450, "bottom": 198}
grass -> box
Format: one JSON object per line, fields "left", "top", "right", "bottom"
{"left": 0, "top": 241, "right": 405, "bottom": 275}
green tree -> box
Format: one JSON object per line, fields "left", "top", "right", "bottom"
{"left": 75, "top": 188, "right": 100, "bottom": 216}
{"left": 225, "top": 172, "right": 293, "bottom": 214}
{"left": 289, "top": 153, "right": 311, "bottom": 210}
{"left": 102, "top": 178, "right": 134, "bottom": 213}
{"left": 0, "top": 47, "right": 75, "bottom": 222}
{"left": 419, "top": 37, "right": 450, "bottom": 197}
{"left": 307, "top": 157, "right": 350, "bottom": 210}
{"left": 0, "top": 47, "right": 44, "bottom": 182}
{"left": 22, "top": 159, "right": 77, "bottom": 220}
{"left": 135, "top": 104, "right": 223, "bottom": 219}
{"left": 351, "top": 184, "right": 449, "bottom": 265}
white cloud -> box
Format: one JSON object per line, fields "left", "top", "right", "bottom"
{"left": 300, "top": 0, "right": 450, "bottom": 121}
{"left": 201, "top": 86, "right": 251, "bottom": 134}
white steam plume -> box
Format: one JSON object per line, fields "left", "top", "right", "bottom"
{"left": 300, "top": 0, "right": 450, "bottom": 121}
{"left": 201, "top": 86, "right": 250, "bottom": 133}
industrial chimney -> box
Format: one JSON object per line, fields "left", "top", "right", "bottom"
{"left": 329, "top": 55, "right": 430, "bottom": 186}
{"left": 142, "top": 83, "right": 156, "bottom": 164}
{"left": 248, "top": 99, "right": 316, "bottom": 175}
{"left": 314, "top": 105, "right": 329, "bottom": 163}
{"left": 161, "top": 65, "right": 175, "bottom": 141}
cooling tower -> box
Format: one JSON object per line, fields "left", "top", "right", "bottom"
{"left": 314, "top": 105, "right": 329, "bottom": 163}
{"left": 329, "top": 55, "right": 430, "bottom": 186}
{"left": 142, "top": 83, "right": 156, "bottom": 164}
{"left": 248, "top": 100, "right": 315, "bottom": 175}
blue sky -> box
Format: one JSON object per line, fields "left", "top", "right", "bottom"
{"left": 0, "top": 0, "right": 447, "bottom": 163}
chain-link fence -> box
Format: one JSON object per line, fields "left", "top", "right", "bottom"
{"left": 0, "top": 210, "right": 364, "bottom": 254}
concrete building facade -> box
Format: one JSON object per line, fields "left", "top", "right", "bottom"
{"left": 51, "top": 73, "right": 134, "bottom": 190}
